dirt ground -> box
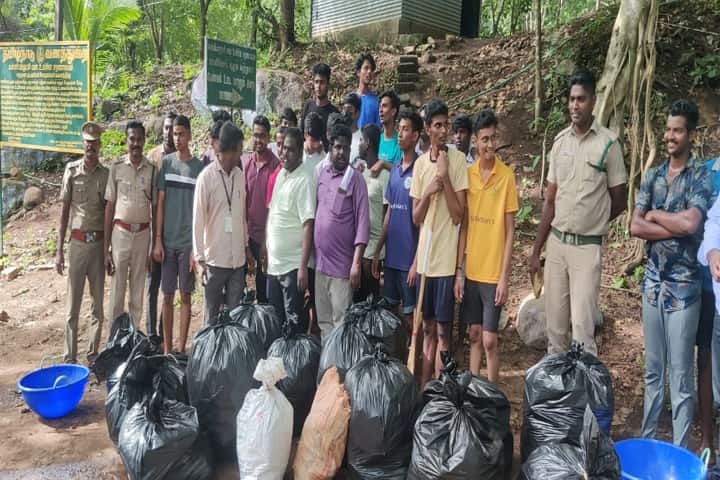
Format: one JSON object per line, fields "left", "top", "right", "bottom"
{"left": 0, "top": 177, "right": 703, "bottom": 480}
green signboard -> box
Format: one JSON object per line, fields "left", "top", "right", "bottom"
{"left": 205, "top": 38, "right": 256, "bottom": 110}
{"left": 0, "top": 41, "right": 91, "bottom": 154}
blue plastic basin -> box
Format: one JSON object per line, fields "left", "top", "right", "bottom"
{"left": 615, "top": 439, "right": 707, "bottom": 480}
{"left": 17, "top": 364, "right": 90, "bottom": 419}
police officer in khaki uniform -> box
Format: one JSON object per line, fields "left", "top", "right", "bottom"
{"left": 529, "top": 71, "right": 628, "bottom": 356}
{"left": 104, "top": 120, "right": 156, "bottom": 325}
{"left": 56, "top": 121, "right": 109, "bottom": 363}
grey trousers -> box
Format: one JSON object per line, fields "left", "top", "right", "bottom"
{"left": 640, "top": 293, "right": 700, "bottom": 448}
{"left": 314, "top": 272, "right": 353, "bottom": 341}
{"left": 204, "top": 265, "right": 246, "bottom": 326}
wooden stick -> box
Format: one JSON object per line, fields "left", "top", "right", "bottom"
{"left": 407, "top": 200, "right": 438, "bottom": 374}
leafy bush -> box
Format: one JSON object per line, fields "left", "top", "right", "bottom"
{"left": 101, "top": 129, "right": 127, "bottom": 160}
{"left": 691, "top": 55, "right": 720, "bottom": 86}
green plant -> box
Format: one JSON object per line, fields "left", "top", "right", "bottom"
{"left": 184, "top": 64, "right": 201, "bottom": 81}
{"left": 515, "top": 204, "right": 533, "bottom": 223}
{"left": 632, "top": 265, "right": 645, "bottom": 284}
{"left": 45, "top": 228, "right": 57, "bottom": 254}
{"left": 613, "top": 275, "right": 628, "bottom": 289}
{"left": 101, "top": 129, "right": 127, "bottom": 159}
{"left": 691, "top": 55, "right": 720, "bottom": 86}
{"left": 147, "top": 88, "right": 163, "bottom": 111}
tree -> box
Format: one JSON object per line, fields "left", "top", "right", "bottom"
{"left": 593, "top": 0, "right": 659, "bottom": 271}
{"left": 533, "top": 0, "right": 543, "bottom": 131}
{"left": 138, "top": 0, "right": 166, "bottom": 63}
{"left": 279, "top": 0, "right": 294, "bottom": 50}
{"left": 199, "top": 0, "right": 211, "bottom": 60}
{"left": 62, "top": 0, "right": 140, "bottom": 67}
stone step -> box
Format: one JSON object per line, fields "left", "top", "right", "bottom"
{"left": 397, "top": 62, "right": 418, "bottom": 74}
{"left": 398, "top": 55, "right": 418, "bottom": 64}
{"left": 396, "top": 82, "right": 416, "bottom": 93}
{"left": 398, "top": 72, "right": 420, "bottom": 83}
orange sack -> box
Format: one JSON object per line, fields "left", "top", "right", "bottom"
{"left": 293, "top": 367, "right": 351, "bottom": 480}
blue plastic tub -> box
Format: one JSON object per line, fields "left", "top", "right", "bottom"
{"left": 615, "top": 439, "right": 709, "bottom": 480}
{"left": 17, "top": 364, "right": 90, "bottom": 419}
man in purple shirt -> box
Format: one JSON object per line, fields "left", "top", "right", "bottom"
{"left": 243, "top": 115, "right": 280, "bottom": 302}
{"left": 315, "top": 123, "right": 370, "bottom": 338}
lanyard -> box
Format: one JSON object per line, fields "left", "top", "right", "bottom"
{"left": 220, "top": 170, "right": 234, "bottom": 212}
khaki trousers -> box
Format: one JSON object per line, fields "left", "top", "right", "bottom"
{"left": 315, "top": 272, "right": 353, "bottom": 342}
{"left": 544, "top": 234, "right": 601, "bottom": 356}
{"left": 64, "top": 238, "right": 105, "bottom": 363}
{"left": 109, "top": 226, "right": 150, "bottom": 326}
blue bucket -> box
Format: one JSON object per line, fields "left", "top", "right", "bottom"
{"left": 615, "top": 439, "right": 710, "bottom": 480}
{"left": 17, "top": 364, "right": 90, "bottom": 419}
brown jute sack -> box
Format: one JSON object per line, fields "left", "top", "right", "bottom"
{"left": 293, "top": 367, "right": 351, "bottom": 480}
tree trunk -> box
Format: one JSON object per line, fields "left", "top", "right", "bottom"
{"left": 593, "top": 0, "right": 654, "bottom": 140}
{"left": 491, "top": 0, "right": 505, "bottom": 36}
{"left": 199, "top": 0, "right": 211, "bottom": 61}
{"left": 249, "top": 10, "right": 257, "bottom": 46}
{"left": 594, "top": 0, "right": 658, "bottom": 272}
{"left": 54, "top": 0, "right": 63, "bottom": 40}
{"left": 280, "top": 0, "right": 295, "bottom": 50}
{"left": 533, "top": 0, "right": 543, "bottom": 131}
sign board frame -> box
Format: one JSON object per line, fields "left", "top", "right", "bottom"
{"left": 0, "top": 40, "right": 92, "bottom": 155}
{"left": 204, "top": 37, "right": 256, "bottom": 111}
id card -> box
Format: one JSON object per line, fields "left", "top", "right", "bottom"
{"left": 224, "top": 216, "right": 233, "bottom": 233}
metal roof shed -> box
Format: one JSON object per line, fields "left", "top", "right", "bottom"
{"left": 311, "top": 0, "right": 463, "bottom": 41}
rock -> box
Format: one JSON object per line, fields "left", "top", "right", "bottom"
{"left": 438, "top": 65, "right": 448, "bottom": 73}
{"left": 107, "top": 120, "right": 129, "bottom": 132}
{"left": 419, "top": 53, "right": 437, "bottom": 65}
{"left": 1, "top": 266, "right": 20, "bottom": 281}
{"left": 0, "top": 311, "right": 8, "bottom": 322}
{"left": 403, "top": 45, "right": 416, "bottom": 54}
{"left": 143, "top": 115, "right": 165, "bottom": 136}
{"left": 516, "top": 293, "right": 547, "bottom": 350}
{"left": 398, "top": 93, "right": 411, "bottom": 104}
{"left": 427, "top": 36, "right": 436, "bottom": 46}
{"left": 254, "top": 69, "right": 309, "bottom": 117}
{"left": 445, "top": 34, "right": 460, "bottom": 44}
{"left": 23, "top": 186, "right": 43, "bottom": 209}
{"left": 100, "top": 99, "right": 122, "bottom": 118}
{"left": 498, "top": 309, "right": 509, "bottom": 331}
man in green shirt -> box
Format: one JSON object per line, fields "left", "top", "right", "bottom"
{"left": 154, "top": 115, "right": 204, "bottom": 354}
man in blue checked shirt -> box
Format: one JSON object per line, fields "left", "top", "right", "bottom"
{"left": 631, "top": 99, "right": 712, "bottom": 448}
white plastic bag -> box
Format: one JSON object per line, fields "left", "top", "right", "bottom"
{"left": 237, "top": 357, "right": 294, "bottom": 480}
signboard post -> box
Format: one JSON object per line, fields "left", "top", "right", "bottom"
{"left": 205, "top": 38, "right": 256, "bottom": 111}
{"left": 0, "top": 41, "right": 91, "bottom": 154}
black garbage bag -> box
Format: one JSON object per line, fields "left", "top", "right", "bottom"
{"left": 521, "top": 342, "right": 614, "bottom": 460}
{"left": 266, "top": 314, "right": 322, "bottom": 437}
{"left": 106, "top": 339, "right": 187, "bottom": 445}
{"left": 229, "top": 290, "right": 283, "bottom": 353}
{"left": 317, "top": 320, "right": 373, "bottom": 383}
{"left": 520, "top": 406, "right": 620, "bottom": 480}
{"left": 165, "top": 433, "right": 214, "bottom": 480}
{"left": 344, "top": 344, "right": 418, "bottom": 480}
{"left": 344, "top": 296, "right": 407, "bottom": 359}
{"left": 92, "top": 312, "right": 146, "bottom": 383}
{"left": 106, "top": 361, "right": 127, "bottom": 392}
{"left": 407, "top": 354, "right": 513, "bottom": 480}
{"left": 186, "top": 309, "right": 262, "bottom": 463}
{"left": 118, "top": 393, "right": 199, "bottom": 480}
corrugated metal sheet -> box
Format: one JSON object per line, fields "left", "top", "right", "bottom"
{"left": 312, "top": 0, "right": 403, "bottom": 37}
{"left": 401, "top": 0, "right": 461, "bottom": 35}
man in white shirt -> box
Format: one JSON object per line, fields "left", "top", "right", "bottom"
{"left": 193, "top": 121, "right": 255, "bottom": 325}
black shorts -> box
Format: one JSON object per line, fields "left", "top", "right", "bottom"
{"left": 461, "top": 280, "right": 501, "bottom": 332}
{"left": 697, "top": 289, "right": 715, "bottom": 350}
{"left": 419, "top": 276, "right": 454, "bottom": 323}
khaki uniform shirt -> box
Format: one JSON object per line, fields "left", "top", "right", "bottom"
{"left": 61, "top": 158, "right": 109, "bottom": 232}
{"left": 105, "top": 156, "right": 156, "bottom": 224}
{"left": 147, "top": 144, "right": 172, "bottom": 170}
{"left": 547, "top": 119, "right": 627, "bottom": 236}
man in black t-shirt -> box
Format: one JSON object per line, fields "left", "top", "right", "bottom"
{"left": 300, "top": 63, "right": 339, "bottom": 140}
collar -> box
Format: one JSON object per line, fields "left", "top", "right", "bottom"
{"left": 472, "top": 155, "right": 500, "bottom": 184}
{"left": 659, "top": 156, "right": 698, "bottom": 175}
{"left": 397, "top": 153, "right": 418, "bottom": 175}
{"left": 570, "top": 117, "right": 600, "bottom": 138}
{"left": 214, "top": 159, "right": 237, "bottom": 177}
{"left": 80, "top": 157, "right": 101, "bottom": 174}
{"left": 710, "top": 157, "right": 720, "bottom": 171}
{"left": 123, "top": 155, "right": 150, "bottom": 170}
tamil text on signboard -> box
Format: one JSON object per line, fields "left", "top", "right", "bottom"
{"left": 0, "top": 41, "right": 91, "bottom": 154}
{"left": 205, "top": 38, "right": 256, "bottom": 110}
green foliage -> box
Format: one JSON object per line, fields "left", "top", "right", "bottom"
{"left": 37, "top": 155, "right": 66, "bottom": 172}
{"left": 632, "top": 265, "right": 645, "bottom": 284}
{"left": 184, "top": 64, "right": 201, "bottom": 81}
{"left": 613, "top": 275, "right": 628, "bottom": 289}
{"left": 45, "top": 228, "right": 57, "bottom": 254}
{"left": 101, "top": 129, "right": 127, "bottom": 159}
{"left": 147, "top": 88, "right": 163, "bottom": 112}
{"left": 515, "top": 203, "right": 533, "bottom": 223}
{"left": 691, "top": 55, "right": 720, "bottom": 86}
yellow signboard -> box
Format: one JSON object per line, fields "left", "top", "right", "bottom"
{"left": 0, "top": 41, "right": 91, "bottom": 154}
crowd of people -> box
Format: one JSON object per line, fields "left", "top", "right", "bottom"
{"left": 55, "top": 51, "right": 720, "bottom": 453}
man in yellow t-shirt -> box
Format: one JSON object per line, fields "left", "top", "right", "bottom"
{"left": 410, "top": 99, "right": 468, "bottom": 388}
{"left": 455, "top": 109, "right": 518, "bottom": 382}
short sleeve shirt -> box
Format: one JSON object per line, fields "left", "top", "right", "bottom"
{"left": 410, "top": 148, "right": 469, "bottom": 277}
{"left": 465, "top": 157, "right": 519, "bottom": 283}
{"left": 147, "top": 144, "right": 171, "bottom": 170}
{"left": 266, "top": 163, "right": 317, "bottom": 276}
{"left": 105, "top": 156, "right": 156, "bottom": 224}
{"left": 363, "top": 167, "right": 390, "bottom": 260}
{"left": 547, "top": 119, "right": 627, "bottom": 236}
{"left": 358, "top": 92, "right": 381, "bottom": 128}
{"left": 242, "top": 149, "right": 280, "bottom": 245}
{"left": 635, "top": 159, "right": 712, "bottom": 311}
{"left": 702, "top": 157, "right": 720, "bottom": 291}
{"left": 158, "top": 153, "right": 204, "bottom": 250}
{"left": 384, "top": 157, "right": 419, "bottom": 271}
{"left": 61, "top": 158, "right": 109, "bottom": 232}
{"left": 379, "top": 132, "right": 402, "bottom": 165}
